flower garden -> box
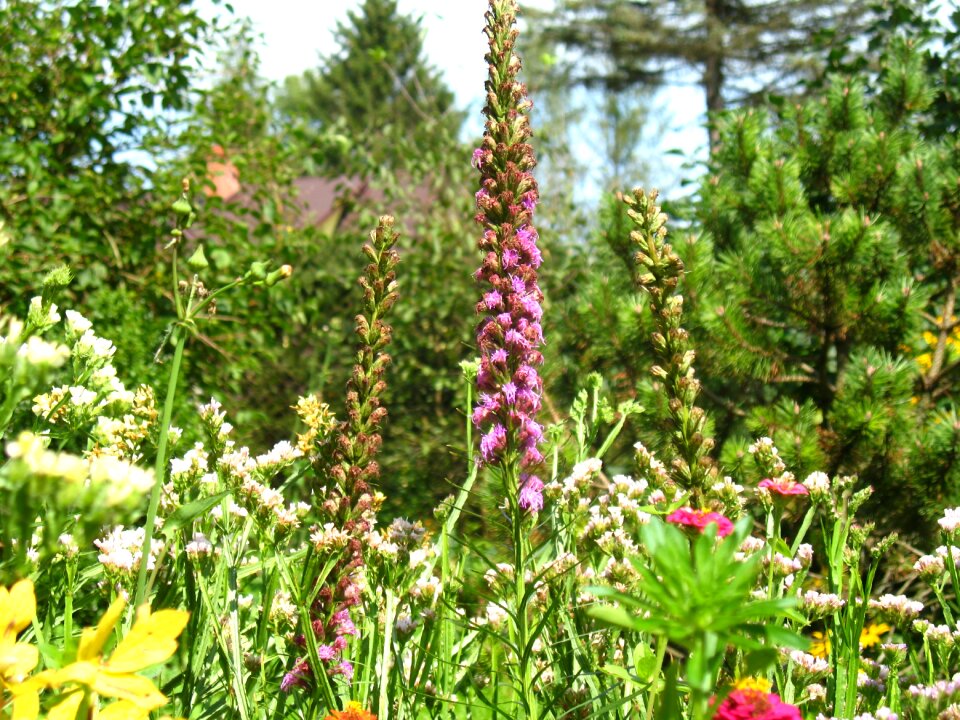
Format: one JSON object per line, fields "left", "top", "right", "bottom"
{"left": 4, "top": 1, "right": 960, "bottom": 719}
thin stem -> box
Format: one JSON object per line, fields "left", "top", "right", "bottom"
{"left": 379, "top": 589, "right": 398, "bottom": 720}
{"left": 134, "top": 329, "right": 186, "bottom": 608}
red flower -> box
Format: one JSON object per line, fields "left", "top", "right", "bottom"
{"left": 711, "top": 689, "right": 801, "bottom": 720}
{"left": 665, "top": 507, "right": 734, "bottom": 538}
{"left": 758, "top": 477, "right": 809, "bottom": 497}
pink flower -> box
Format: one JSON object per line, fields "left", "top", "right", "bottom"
{"left": 758, "top": 477, "right": 809, "bottom": 498}
{"left": 711, "top": 690, "right": 801, "bottom": 720}
{"left": 518, "top": 474, "right": 544, "bottom": 512}
{"left": 666, "top": 507, "right": 735, "bottom": 538}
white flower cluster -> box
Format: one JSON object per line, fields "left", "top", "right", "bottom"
{"left": 786, "top": 649, "right": 830, "bottom": 679}
{"left": 802, "top": 471, "right": 831, "bottom": 499}
{"left": 583, "top": 474, "right": 651, "bottom": 560}
{"left": 869, "top": 593, "right": 924, "bottom": 622}
{"left": 940, "top": 507, "right": 960, "bottom": 534}
{"left": 544, "top": 457, "right": 602, "bottom": 512}
{"left": 748, "top": 436, "right": 786, "bottom": 475}
{"left": 915, "top": 553, "right": 947, "bottom": 580}
{"left": 914, "top": 620, "right": 960, "bottom": 649}
{"left": 6, "top": 431, "right": 153, "bottom": 507}
{"left": 218, "top": 445, "right": 308, "bottom": 532}
{"left": 633, "top": 443, "right": 670, "bottom": 485}
{"left": 95, "top": 525, "right": 163, "bottom": 575}
{"left": 799, "top": 590, "right": 846, "bottom": 618}
{"left": 311, "top": 523, "right": 351, "bottom": 553}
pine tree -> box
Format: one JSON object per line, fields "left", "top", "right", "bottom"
{"left": 277, "top": 0, "right": 463, "bottom": 173}
{"left": 688, "top": 38, "right": 960, "bottom": 534}
{"left": 528, "top": 0, "right": 876, "bottom": 146}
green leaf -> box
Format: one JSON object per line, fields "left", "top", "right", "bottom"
{"left": 161, "top": 492, "right": 229, "bottom": 536}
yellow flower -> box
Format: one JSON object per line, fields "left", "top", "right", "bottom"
{"left": 734, "top": 677, "right": 773, "bottom": 693}
{"left": 809, "top": 630, "right": 830, "bottom": 658}
{"left": 36, "top": 597, "right": 189, "bottom": 717}
{"left": 917, "top": 352, "right": 933, "bottom": 371}
{"left": 859, "top": 622, "right": 891, "bottom": 649}
{"left": 0, "top": 579, "right": 41, "bottom": 720}
{"left": 0, "top": 580, "right": 38, "bottom": 684}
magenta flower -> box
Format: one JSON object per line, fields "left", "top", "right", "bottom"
{"left": 710, "top": 690, "right": 801, "bottom": 720}
{"left": 758, "top": 477, "right": 809, "bottom": 498}
{"left": 471, "top": 3, "right": 545, "bottom": 514}
{"left": 666, "top": 507, "right": 735, "bottom": 538}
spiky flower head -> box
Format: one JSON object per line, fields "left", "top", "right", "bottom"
{"left": 472, "top": 0, "right": 545, "bottom": 513}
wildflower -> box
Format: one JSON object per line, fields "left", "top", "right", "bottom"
{"left": 860, "top": 622, "right": 892, "bottom": 648}
{"left": 0, "top": 579, "right": 39, "bottom": 707}
{"left": 95, "top": 527, "right": 162, "bottom": 576}
{"left": 809, "top": 631, "right": 831, "bottom": 659}
{"left": 75, "top": 329, "right": 116, "bottom": 361}
{"left": 787, "top": 649, "right": 830, "bottom": 679}
{"left": 323, "top": 700, "right": 377, "bottom": 720}
{"left": 666, "top": 507, "right": 734, "bottom": 538}
{"left": 799, "top": 590, "right": 845, "bottom": 618}
{"left": 758, "top": 476, "right": 809, "bottom": 498}
{"left": 28, "top": 296, "right": 60, "bottom": 327}
{"left": 17, "top": 336, "right": 70, "bottom": 367}
{"left": 869, "top": 594, "right": 923, "bottom": 623}
{"left": 64, "top": 310, "right": 93, "bottom": 337}
{"left": 184, "top": 533, "right": 214, "bottom": 560}
{"left": 734, "top": 677, "right": 773, "bottom": 693}
{"left": 915, "top": 553, "right": 946, "bottom": 580}
{"left": 710, "top": 688, "right": 801, "bottom": 719}
{"left": 33, "top": 596, "right": 189, "bottom": 714}
{"left": 803, "top": 684, "right": 827, "bottom": 703}
{"left": 802, "top": 471, "right": 831, "bottom": 501}
{"left": 471, "top": 0, "right": 546, "bottom": 514}
{"left": 940, "top": 507, "right": 960, "bottom": 534}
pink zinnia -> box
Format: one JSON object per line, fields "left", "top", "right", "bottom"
{"left": 711, "top": 689, "right": 801, "bottom": 720}
{"left": 666, "top": 507, "right": 734, "bottom": 538}
{"left": 758, "top": 477, "right": 809, "bottom": 498}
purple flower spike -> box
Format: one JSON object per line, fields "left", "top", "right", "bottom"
{"left": 471, "top": 2, "right": 547, "bottom": 515}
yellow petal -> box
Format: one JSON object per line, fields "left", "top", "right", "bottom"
{"left": 0, "top": 642, "right": 39, "bottom": 679}
{"left": 46, "top": 690, "right": 84, "bottom": 720}
{"left": 90, "top": 670, "right": 167, "bottom": 710}
{"left": 9, "top": 682, "right": 41, "bottom": 720}
{"left": 98, "top": 700, "right": 154, "bottom": 720}
{"left": 78, "top": 596, "right": 127, "bottom": 661}
{"left": 9, "top": 580, "right": 36, "bottom": 637}
{"left": 1, "top": 580, "right": 36, "bottom": 644}
{"left": 36, "top": 660, "right": 99, "bottom": 688}
{"left": 107, "top": 606, "right": 189, "bottom": 673}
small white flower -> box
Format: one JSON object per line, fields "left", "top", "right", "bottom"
{"left": 76, "top": 329, "right": 116, "bottom": 360}
{"left": 68, "top": 385, "right": 97, "bottom": 407}
{"left": 64, "top": 310, "right": 93, "bottom": 336}
{"left": 17, "top": 336, "right": 70, "bottom": 367}
{"left": 940, "top": 508, "right": 960, "bottom": 533}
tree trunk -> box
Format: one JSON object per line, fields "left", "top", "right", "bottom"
{"left": 704, "top": 0, "right": 726, "bottom": 151}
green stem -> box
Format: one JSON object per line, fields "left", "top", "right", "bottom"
{"left": 134, "top": 328, "right": 186, "bottom": 608}
{"left": 379, "top": 589, "right": 398, "bottom": 720}
{"left": 510, "top": 466, "right": 535, "bottom": 720}
{"left": 646, "top": 636, "right": 669, "bottom": 717}
{"left": 63, "top": 560, "right": 76, "bottom": 656}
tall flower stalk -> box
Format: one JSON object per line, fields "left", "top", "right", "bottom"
{"left": 285, "top": 216, "right": 399, "bottom": 704}
{"left": 472, "top": 0, "right": 545, "bottom": 512}
{"left": 623, "top": 188, "right": 718, "bottom": 505}
{"left": 472, "top": 2, "right": 544, "bottom": 717}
